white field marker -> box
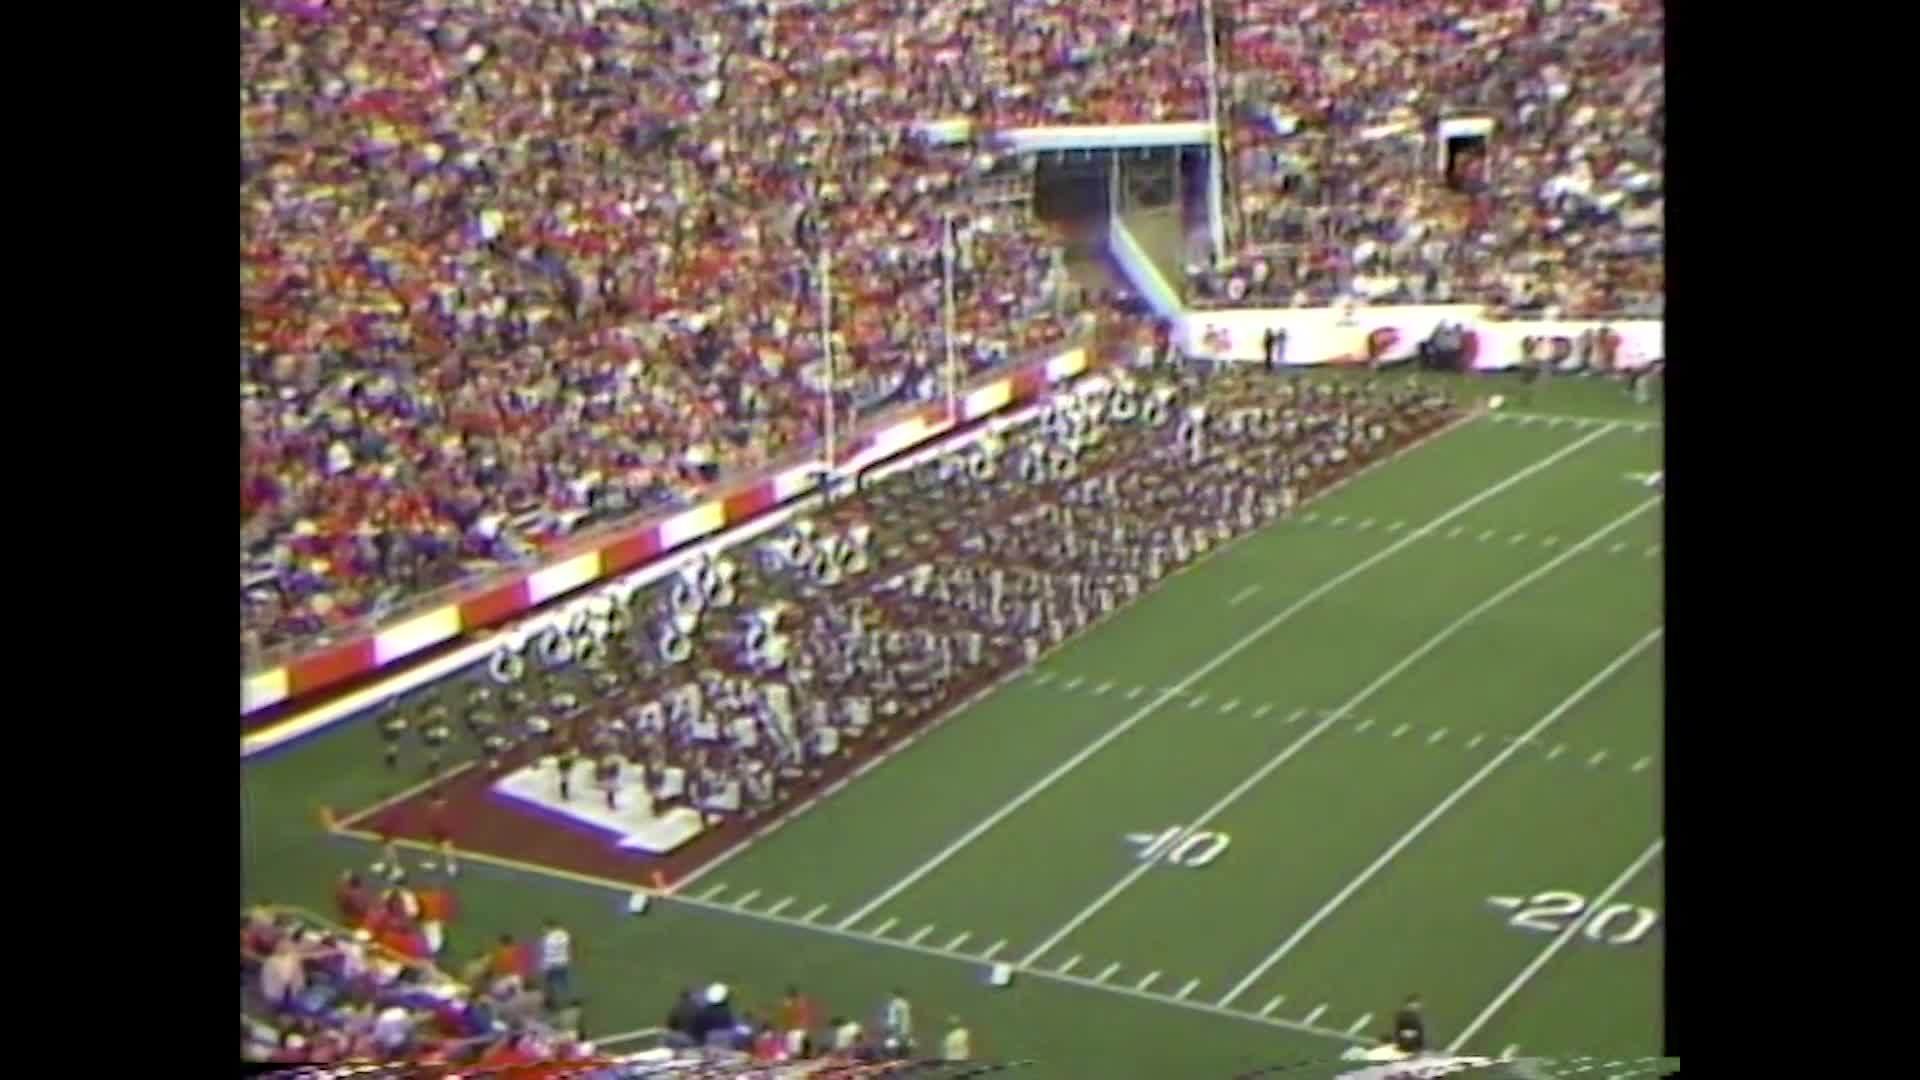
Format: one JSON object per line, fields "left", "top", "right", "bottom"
{"left": 872, "top": 917, "right": 899, "bottom": 937}
{"left": 945, "top": 931, "right": 972, "bottom": 951}
{"left": 1587, "top": 751, "right": 1609, "bottom": 768}
{"left": 1543, "top": 535, "right": 1559, "bottom": 546}
{"left": 908, "top": 925, "right": 936, "bottom": 946}
{"left": 766, "top": 897, "right": 794, "bottom": 917}
{"left": 1479, "top": 530, "right": 1496, "bottom": 542}
{"left": 1387, "top": 521, "right": 1405, "bottom": 532}
{"left": 1188, "top": 694, "right": 1209, "bottom": 710}
{"left": 837, "top": 428, "right": 1624, "bottom": 933}
{"left": 1127, "top": 686, "right": 1145, "bottom": 700}
{"left": 1229, "top": 585, "right": 1262, "bottom": 607}
{"left": 1631, "top": 756, "right": 1652, "bottom": 773}
{"left": 1221, "top": 698, "right": 1241, "bottom": 713}
{"left": 1391, "top": 723, "right": 1411, "bottom": 738}
{"left": 1253, "top": 703, "right": 1275, "bottom": 719}
{"left": 1096, "top": 962, "right": 1121, "bottom": 982}
{"left": 699, "top": 884, "right": 729, "bottom": 901}
{"left": 1094, "top": 680, "right": 1115, "bottom": 696}
{"left": 734, "top": 889, "right": 762, "bottom": 909}
{"left": 1062, "top": 676, "right": 1085, "bottom": 692}
{"left": 1547, "top": 744, "right": 1566, "bottom": 761}
{"left": 1357, "top": 518, "right": 1375, "bottom": 530}
{"left": 1305, "top": 1004, "right": 1328, "bottom": 1024}
{"left": 1348, "top": 1014, "right": 1374, "bottom": 1036}
{"left": 1467, "top": 733, "right": 1486, "bottom": 749}
{"left": 1428, "top": 728, "right": 1449, "bottom": 744}
{"left": 1177, "top": 979, "right": 1201, "bottom": 1000}
{"left": 1609, "top": 542, "right": 1627, "bottom": 555}
{"left": 1261, "top": 996, "right": 1286, "bottom": 1017}
{"left": 1645, "top": 545, "right": 1661, "bottom": 558}
{"left": 1509, "top": 532, "right": 1529, "bottom": 545}
{"left": 1331, "top": 515, "right": 1349, "bottom": 528}
{"left": 803, "top": 904, "right": 830, "bottom": 922}
{"left": 1033, "top": 671, "right": 1057, "bottom": 686}
{"left": 1284, "top": 707, "right": 1306, "bottom": 724}
{"left": 1058, "top": 955, "right": 1082, "bottom": 975}
{"left": 1302, "top": 512, "right": 1319, "bottom": 523}
{"left": 1135, "top": 972, "right": 1161, "bottom": 992}
{"left": 1502, "top": 1045, "right": 1521, "bottom": 1059}
{"left": 982, "top": 939, "right": 1007, "bottom": 961}
{"left": 1216, "top": 627, "right": 1664, "bottom": 1008}
{"left": 1355, "top": 718, "right": 1376, "bottom": 734}
{"left": 1447, "top": 526, "right": 1465, "bottom": 539}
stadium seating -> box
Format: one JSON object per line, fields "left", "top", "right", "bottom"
{"left": 1207, "top": 0, "right": 1663, "bottom": 313}
{"left": 240, "top": 0, "right": 1661, "bottom": 666}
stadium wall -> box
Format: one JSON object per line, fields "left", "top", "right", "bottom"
{"left": 1175, "top": 305, "right": 1664, "bottom": 371}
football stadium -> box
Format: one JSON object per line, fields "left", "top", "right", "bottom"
{"left": 240, "top": 1, "right": 1667, "bottom": 1077}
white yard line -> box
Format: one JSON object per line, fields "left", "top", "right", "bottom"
{"left": 1216, "top": 627, "right": 1663, "bottom": 1007}
{"left": 330, "top": 827, "right": 1371, "bottom": 1048}
{"left": 337, "top": 762, "right": 478, "bottom": 829}
{"left": 1022, "top": 498, "right": 1657, "bottom": 972}
{"left": 1448, "top": 838, "right": 1666, "bottom": 1053}
{"left": 1229, "top": 585, "right": 1262, "bottom": 607}
{"left": 832, "top": 424, "right": 1615, "bottom": 932}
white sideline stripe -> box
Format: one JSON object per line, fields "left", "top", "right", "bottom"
{"left": 1135, "top": 972, "right": 1161, "bottom": 992}
{"left": 1217, "top": 626, "right": 1664, "bottom": 1007}
{"left": 945, "top": 932, "right": 972, "bottom": 951}
{"left": 1229, "top": 585, "right": 1262, "bottom": 607}
{"left": 1348, "top": 1013, "right": 1374, "bottom": 1035}
{"left": 872, "top": 917, "right": 898, "bottom": 937}
{"left": 1030, "top": 498, "right": 1657, "bottom": 976}
{"left": 803, "top": 904, "right": 829, "bottom": 922}
{"left": 766, "top": 897, "right": 794, "bottom": 917}
{"left": 1261, "top": 996, "right": 1285, "bottom": 1017}
{"left": 1177, "top": 978, "right": 1201, "bottom": 1000}
{"left": 834, "top": 425, "right": 1615, "bottom": 933}
{"left": 1305, "top": 1005, "right": 1328, "bottom": 1024}
{"left": 1058, "top": 955, "right": 1082, "bottom": 975}
{"left": 1097, "top": 962, "right": 1121, "bottom": 982}
{"left": 733, "top": 889, "right": 762, "bottom": 909}
{"left": 1449, "top": 838, "right": 1666, "bottom": 1053}
{"left": 982, "top": 939, "right": 1007, "bottom": 961}
{"left": 331, "top": 828, "right": 1370, "bottom": 1048}
{"left": 908, "top": 924, "right": 936, "bottom": 945}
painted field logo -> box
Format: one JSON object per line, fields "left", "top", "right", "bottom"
{"left": 1125, "top": 827, "right": 1231, "bottom": 868}
{"left": 1487, "top": 890, "right": 1659, "bottom": 946}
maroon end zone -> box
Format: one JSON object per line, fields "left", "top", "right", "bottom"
{"left": 335, "top": 407, "right": 1471, "bottom": 891}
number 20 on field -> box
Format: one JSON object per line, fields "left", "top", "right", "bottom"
{"left": 1489, "top": 890, "right": 1660, "bottom": 946}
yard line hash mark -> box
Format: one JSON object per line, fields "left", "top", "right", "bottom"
{"left": 908, "top": 925, "right": 936, "bottom": 946}
{"left": 1331, "top": 516, "right": 1349, "bottom": 528}
{"left": 871, "top": 917, "right": 898, "bottom": 937}
{"left": 1096, "top": 962, "right": 1121, "bottom": 982}
{"left": 1348, "top": 1014, "right": 1374, "bottom": 1036}
{"left": 982, "top": 940, "right": 1007, "bottom": 961}
{"left": 1177, "top": 979, "right": 1201, "bottom": 1000}
{"left": 1468, "top": 734, "right": 1486, "bottom": 749}
{"left": 1062, "top": 676, "right": 1085, "bottom": 692}
{"left": 1261, "top": 997, "right": 1285, "bottom": 1017}
{"left": 837, "top": 426, "right": 1620, "bottom": 932}
{"left": 1391, "top": 723, "right": 1411, "bottom": 738}
{"left": 1547, "top": 744, "right": 1566, "bottom": 761}
{"left": 1632, "top": 756, "right": 1652, "bottom": 773}
{"left": 1229, "top": 585, "right": 1262, "bottom": 607}
{"left": 1387, "top": 521, "right": 1405, "bottom": 532}
{"left": 1188, "top": 694, "right": 1209, "bottom": 710}
{"left": 1357, "top": 518, "right": 1375, "bottom": 530}
{"left": 944, "top": 932, "right": 972, "bottom": 951}
{"left": 1127, "top": 686, "right": 1145, "bottom": 700}
{"left": 1355, "top": 718, "right": 1376, "bottom": 734}
{"left": 1543, "top": 535, "right": 1560, "bottom": 546}
{"left": 766, "top": 897, "right": 794, "bottom": 917}
{"left": 1509, "top": 532, "right": 1529, "bottom": 544}
{"left": 1135, "top": 972, "right": 1161, "bottom": 992}
{"left": 803, "top": 904, "right": 829, "bottom": 922}
{"left": 1479, "top": 530, "right": 1496, "bottom": 542}
{"left": 1253, "top": 703, "right": 1275, "bottom": 719}
{"left": 1094, "top": 680, "right": 1114, "bottom": 696}
{"left": 1217, "top": 626, "right": 1664, "bottom": 1007}
{"left": 1058, "top": 955, "right": 1082, "bottom": 975}
{"left": 1587, "top": 751, "right": 1609, "bottom": 768}
{"left": 1428, "top": 728, "right": 1449, "bottom": 744}
{"left": 1447, "top": 526, "right": 1465, "bottom": 539}
{"left": 698, "top": 884, "right": 728, "bottom": 902}
{"left": 733, "top": 890, "right": 762, "bottom": 909}
{"left": 1284, "top": 707, "right": 1305, "bottom": 723}
{"left": 1221, "top": 699, "right": 1241, "bottom": 713}
{"left": 1033, "top": 671, "right": 1057, "bottom": 686}
{"left": 1610, "top": 543, "right": 1627, "bottom": 555}
{"left": 1305, "top": 1005, "right": 1328, "bottom": 1024}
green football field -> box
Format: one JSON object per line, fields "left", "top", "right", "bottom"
{"left": 241, "top": 372, "right": 1666, "bottom": 1079}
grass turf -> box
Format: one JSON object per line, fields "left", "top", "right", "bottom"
{"left": 241, "top": 370, "right": 1663, "bottom": 1078}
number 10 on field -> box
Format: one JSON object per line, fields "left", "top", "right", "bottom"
{"left": 1126, "top": 828, "right": 1232, "bottom": 868}
{"left": 1489, "top": 890, "right": 1660, "bottom": 946}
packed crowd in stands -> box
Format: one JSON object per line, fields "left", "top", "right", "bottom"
{"left": 240, "top": 0, "right": 1661, "bottom": 666}
{"left": 1205, "top": 0, "right": 1663, "bottom": 313}
{"left": 242, "top": 875, "right": 994, "bottom": 1075}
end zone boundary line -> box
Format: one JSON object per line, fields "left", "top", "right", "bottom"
{"left": 329, "top": 824, "right": 1370, "bottom": 1049}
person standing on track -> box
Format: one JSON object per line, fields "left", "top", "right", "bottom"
{"left": 1393, "top": 994, "right": 1426, "bottom": 1054}
{"left": 941, "top": 1016, "right": 971, "bottom": 1062}
{"left": 424, "top": 794, "right": 458, "bottom": 876}
{"left": 539, "top": 918, "right": 574, "bottom": 1005}
{"left": 380, "top": 704, "right": 410, "bottom": 771}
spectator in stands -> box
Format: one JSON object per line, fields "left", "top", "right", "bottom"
{"left": 665, "top": 986, "right": 701, "bottom": 1049}
{"left": 259, "top": 939, "right": 308, "bottom": 1011}
{"left": 334, "top": 871, "right": 372, "bottom": 928}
